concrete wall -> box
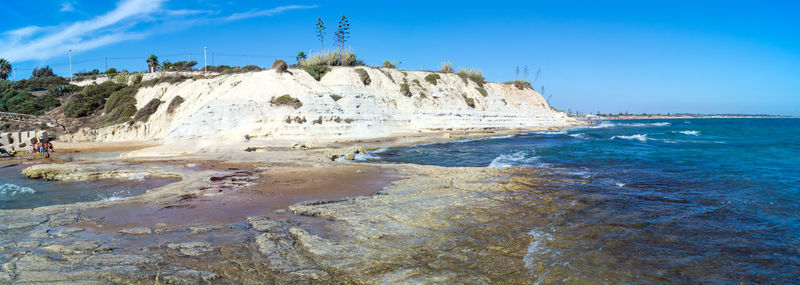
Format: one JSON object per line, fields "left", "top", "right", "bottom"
{"left": 0, "top": 131, "right": 48, "bottom": 150}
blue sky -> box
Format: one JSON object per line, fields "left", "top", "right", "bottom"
{"left": 1, "top": 0, "right": 798, "bottom": 115}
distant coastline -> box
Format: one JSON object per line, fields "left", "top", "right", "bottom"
{"left": 580, "top": 114, "right": 797, "bottom": 120}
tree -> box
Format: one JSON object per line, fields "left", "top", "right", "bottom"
{"left": 32, "top": 66, "right": 54, "bottom": 78}
{"left": 296, "top": 51, "right": 307, "bottom": 65}
{"left": 105, "top": 67, "right": 118, "bottom": 74}
{"left": 315, "top": 18, "right": 326, "bottom": 52}
{"left": 146, "top": 54, "right": 159, "bottom": 73}
{"left": 0, "top": 58, "right": 10, "bottom": 80}
{"left": 335, "top": 15, "right": 350, "bottom": 63}
{"left": 515, "top": 66, "right": 519, "bottom": 80}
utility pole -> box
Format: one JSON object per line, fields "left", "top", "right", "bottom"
{"left": 188, "top": 52, "right": 192, "bottom": 62}
{"left": 203, "top": 46, "right": 207, "bottom": 74}
{"left": 13, "top": 66, "right": 16, "bottom": 82}
{"left": 211, "top": 52, "right": 214, "bottom": 66}
{"left": 69, "top": 49, "right": 72, "bottom": 82}
{"left": 105, "top": 57, "right": 108, "bottom": 71}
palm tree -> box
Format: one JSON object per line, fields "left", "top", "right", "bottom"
{"left": 296, "top": 51, "right": 307, "bottom": 65}
{"left": 146, "top": 54, "right": 159, "bottom": 73}
{"left": 0, "top": 58, "right": 11, "bottom": 80}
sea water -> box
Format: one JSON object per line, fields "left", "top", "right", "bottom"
{"left": 0, "top": 165, "right": 179, "bottom": 209}
{"left": 367, "top": 118, "right": 800, "bottom": 283}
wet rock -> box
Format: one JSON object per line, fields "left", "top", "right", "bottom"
{"left": 281, "top": 269, "right": 332, "bottom": 284}
{"left": 49, "top": 213, "right": 80, "bottom": 227}
{"left": 81, "top": 253, "right": 154, "bottom": 266}
{"left": 160, "top": 269, "right": 219, "bottom": 284}
{"left": 345, "top": 153, "right": 355, "bottom": 160}
{"left": 120, "top": 227, "right": 152, "bottom": 235}
{"left": 166, "top": 242, "right": 215, "bottom": 257}
{"left": 17, "top": 239, "right": 41, "bottom": 248}
{"left": 42, "top": 240, "right": 111, "bottom": 254}
{"left": 274, "top": 209, "right": 287, "bottom": 214}
{"left": 14, "top": 254, "right": 64, "bottom": 271}
{"left": 189, "top": 224, "right": 230, "bottom": 234}
{"left": 51, "top": 227, "right": 85, "bottom": 238}
{"left": 28, "top": 228, "right": 51, "bottom": 239}
{"left": 247, "top": 216, "right": 284, "bottom": 232}
{"left": 0, "top": 215, "right": 48, "bottom": 231}
{"left": 255, "top": 233, "right": 319, "bottom": 273}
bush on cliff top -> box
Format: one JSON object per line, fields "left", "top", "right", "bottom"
{"left": 99, "top": 86, "right": 138, "bottom": 126}
{"left": 301, "top": 65, "right": 331, "bottom": 81}
{"left": 505, "top": 79, "right": 533, "bottom": 90}
{"left": 272, "top": 60, "right": 288, "bottom": 73}
{"left": 63, "top": 81, "right": 126, "bottom": 118}
{"left": 271, "top": 94, "right": 302, "bottom": 109}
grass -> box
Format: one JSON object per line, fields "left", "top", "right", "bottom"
{"left": 167, "top": 96, "right": 184, "bottom": 113}
{"left": 272, "top": 60, "right": 288, "bottom": 73}
{"left": 424, "top": 73, "right": 441, "bottom": 85}
{"left": 300, "top": 48, "right": 361, "bottom": 66}
{"left": 382, "top": 61, "right": 396, "bottom": 68}
{"left": 354, "top": 68, "right": 371, "bottom": 85}
{"left": 133, "top": 98, "right": 162, "bottom": 122}
{"left": 301, "top": 65, "right": 331, "bottom": 81}
{"left": 505, "top": 79, "right": 533, "bottom": 90}
{"left": 271, "top": 94, "right": 302, "bottom": 109}
{"left": 440, "top": 62, "right": 454, "bottom": 73}
{"left": 476, "top": 87, "right": 488, "bottom": 97}
{"left": 462, "top": 93, "right": 475, "bottom": 108}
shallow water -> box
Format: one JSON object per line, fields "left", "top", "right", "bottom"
{"left": 0, "top": 165, "right": 179, "bottom": 209}
{"left": 368, "top": 118, "right": 800, "bottom": 283}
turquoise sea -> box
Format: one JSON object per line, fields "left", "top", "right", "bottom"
{"left": 369, "top": 118, "right": 800, "bottom": 283}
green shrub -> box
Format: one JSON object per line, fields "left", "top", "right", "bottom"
{"left": 99, "top": 86, "right": 137, "bottom": 126}
{"left": 301, "top": 65, "right": 331, "bottom": 81}
{"left": 330, "top": 94, "right": 343, "bottom": 101}
{"left": 242, "top": 65, "right": 263, "bottom": 71}
{"left": 134, "top": 98, "right": 161, "bottom": 122}
{"left": 455, "top": 69, "right": 486, "bottom": 87}
{"left": 0, "top": 80, "right": 10, "bottom": 92}
{"left": 50, "top": 84, "right": 79, "bottom": 97}
{"left": 272, "top": 60, "right": 288, "bottom": 73}
{"left": 271, "top": 94, "right": 302, "bottom": 109}
{"left": 139, "top": 75, "right": 190, "bottom": 88}
{"left": 167, "top": 96, "right": 184, "bottom": 113}
{"left": 505, "top": 79, "right": 532, "bottom": 90}
{"left": 462, "top": 93, "right": 475, "bottom": 108}
{"left": 35, "top": 94, "right": 60, "bottom": 111}
{"left": 354, "top": 68, "right": 371, "bottom": 85}
{"left": 112, "top": 73, "right": 129, "bottom": 84}
{"left": 131, "top": 73, "right": 143, "bottom": 85}
{"left": 400, "top": 83, "right": 411, "bottom": 97}
{"left": 161, "top": 60, "right": 197, "bottom": 71}
{"left": 475, "top": 87, "right": 488, "bottom": 97}
{"left": 382, "top": 61, "right": 395, "bottom": 68}
{"left": 424, "top": 73, "right": 441, "bottom": 85}
{"left": 412, "top": 79, "right": 421, "bottom": 85}
{"left": 63, "top": 81, "right": 126, "bottom": 118}
{"left": 13, "top": 76, "right": 68, "bottom": 91}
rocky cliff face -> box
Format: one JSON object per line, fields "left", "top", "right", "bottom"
{"left": 65, "top": 67, "right": 573, "bottom": 145}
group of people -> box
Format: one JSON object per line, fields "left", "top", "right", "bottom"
{"left": 31, "top": 141, "right": 55, "bottom": 158}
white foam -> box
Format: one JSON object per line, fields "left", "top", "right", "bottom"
{"left": 616, "top": 182, "right": 626, "bottom": 187}
{"left": 536, "top": 130, "right": 567, "bottom": 135}
{"left": 488, "top": 151, "right": 539, "bottom": 169}
{"left": 623, "top": 122, "right": 671, "bottom": 127}
{"left": 127, "top": 172, "right": 149, "bottom": 181}
{"left": 353, "top": 152, "right": 380, "bottom": 161}
{"left": 102, "top": 190, "right": 131, "bottom": 202}
{"left": 679, "top": 130, "right": 700, "bottom": 136}
{"left": 523, "top": 228, "right": 556, "bottom": 281}
{"left": 0, "top": 184, "right": 36, "bottom": 197}
{"left": 370, "top": 147, "right": 389, "bottom": 154}
{"left": 611, "top": 134, "right": 648, "bottom": 142}
{"left": 568, "top": 133, "right": 588, "bottom": 139}
{"left": 588, "top": 121, "right": 616, "bottom": 128}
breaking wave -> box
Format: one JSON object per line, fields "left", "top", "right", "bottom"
{"left": 679, "top": 130, "right": 700, "bottom": 136}
{"left": 0, "top": 184, "right": 36, "bottom": 197}
{"left": 489, "top": 151, "right": 539, "bottom": 169}
{"left": 611, "top": 134, "right": 649, "bottom": 142}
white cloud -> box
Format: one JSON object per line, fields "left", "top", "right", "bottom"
{"left": 60, "top": 1, "right": 75, "bottom": 12}
{"left": 0, "top": 0, "right": 167, "bottom": 62}
{"left": 0, "top": 2, "right": 316, "bottom": 63}
{"left": 225, "top": 4, "right": 317, "bottom": 21}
